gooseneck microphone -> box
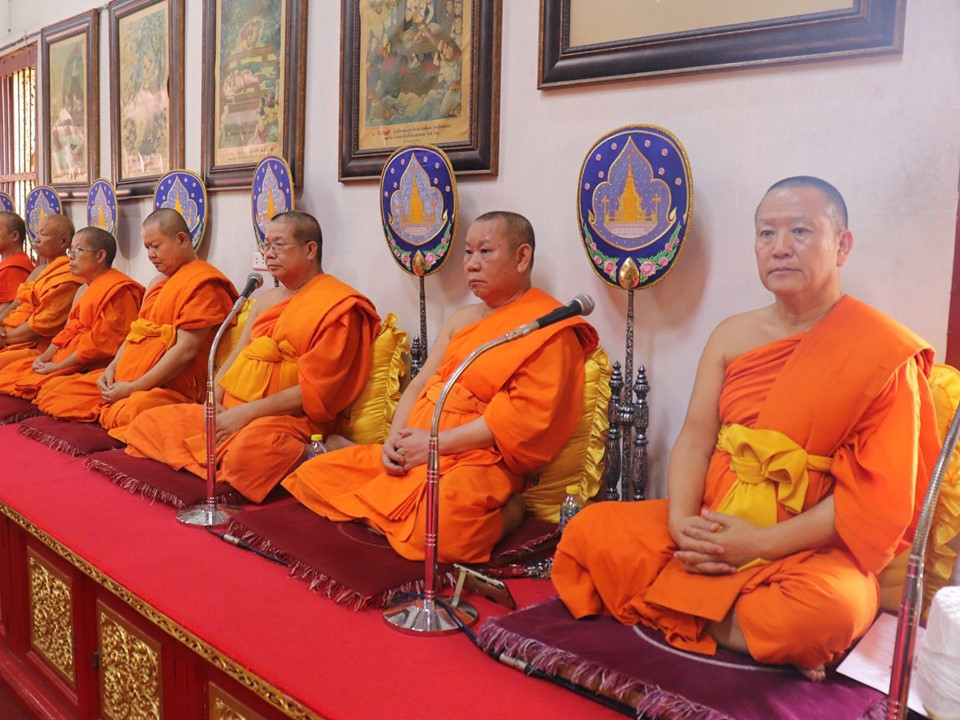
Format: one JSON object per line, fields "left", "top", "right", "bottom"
{"left": 239, "top": 272, "right": 264, "bottom": 299}
{"left": 505, "top": 294, "right": 595, "bottom": 340}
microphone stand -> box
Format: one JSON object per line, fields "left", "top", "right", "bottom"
{"left": 176, "top": 297, "right": 248, "bottom": 527}
{"left": 886, "top": 397, "right": 960, "bottom": 719}
{"left": 383, "top": 328, "right": 532, "bottom": 634}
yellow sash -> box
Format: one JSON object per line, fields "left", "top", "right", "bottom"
{"left": 218, "top": 335, "right": 298, "bottom": 403}
{"left": 126, "top": 318, "right": 176, "bottom": 349}
{"left": 715, "top": 423, "right": 832, "bottom": 569}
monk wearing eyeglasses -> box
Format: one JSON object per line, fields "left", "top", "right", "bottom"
{"left": 123, "top": 211, "right": 380, "bottom": 503}
{"left": 0, "top": 214, "right": 81, "bottom": 371}
{"left": 36, "top": 209, "right": 237, "bottom": 443}
{"left": 0, "top": 227, "right": 143, "bottom": 399}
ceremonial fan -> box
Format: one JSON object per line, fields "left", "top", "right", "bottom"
{"left": 24, "top": 186, "right": 63, "bottom": 241}
{"left": 87, "top": 179, "right": 118, "bottom": 238}
{"left": 577, "top": 125, "right": 693, "bottom": 502}
{"left": 152, "top": 169, "right": 208, "bottom": 250}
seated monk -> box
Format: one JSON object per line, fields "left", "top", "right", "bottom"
{"left": 35, "top": 209, "right": 237, "bottom": 442}
{"left": 0, "top": 214, "right": 82, "bottom": 372}
{"left": 0, "top": 227, "right": 144, "bottom": 399}
{"left": 552, "top": 177, "right": 941, "bottom": 681}
{"left": 124, "top": 211, "right": 381, "bottom": 503}
{"left": 283, "top": 211, "right": 599, "bottom": 563}
{"left": 0, "top": 211, "right": 34, "bottom": 318}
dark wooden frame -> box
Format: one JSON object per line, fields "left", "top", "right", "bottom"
{"left": 200, "top": 0, "right": 306, "bottom": 190}
{"left": 539, "top": 0, "right": 906, "bottom": 88}
{"left": 339, "top": 0, "right": 502, "bottom": 181}
{"left": 40, "top": 10, "right": 99, "bottom": 197}
{"left": 108, "top": 0, "right": 184, "bottom": 198}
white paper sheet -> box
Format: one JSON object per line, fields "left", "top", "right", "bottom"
{"left": 836, "top": 612, "right": 928, "bottom": 717}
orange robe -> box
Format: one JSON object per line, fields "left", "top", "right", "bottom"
{"left": 0, "top": 269, "right": 144, "bottom": 399}
{"left": 552, "top": 296, "right": 940, "bottom": 670}
{"left": 124, "top": 274, "right": 381, "bottom": 503}
{"left": 0, "top": 256, "right": 82, "bottom": 371}
{"left": 35, "top": 260, "right": 237, "bottom": 442}
{"left": 283, "top": 288, "right": 600, "bottom": 563}
{"left": 0, "top": 251, "right": 34, "bottom": 303}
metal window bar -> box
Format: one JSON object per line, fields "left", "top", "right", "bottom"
{"left": 0, "top": 49, "right": 36, "bottom": 218}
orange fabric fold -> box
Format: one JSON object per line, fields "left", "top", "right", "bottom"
{"left": 0, "top": 256, "right": 82, "bottom": 370}
{"left": 35, "top": 260, "right": 236, "bottom": 442}
{"left": 0, "top": 251, "right": 34, "bottom": 303}
{"left": 0, "top": 269, "right": 144, "bottom": 399}
{"left": 282, "top": 288, "right": 599, "bottom": 563}
{"left": 552, "top": 296, "right": 941, "bottom": 670}
{"left": 123, "top": 274, "right": 380, "bottom": 503}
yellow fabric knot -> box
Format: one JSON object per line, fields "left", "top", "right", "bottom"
{"left": 219, "top": 335, "right": 298, "bottom": 403}
{"left": 715, "top": 424, "right": 833, "bottom": 570}
{"left": 126, "top": 318, "right": 176, "bottom": 348}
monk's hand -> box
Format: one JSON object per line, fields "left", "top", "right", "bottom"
{"left": 215, "top": 405, "right": 254, "bottom": 444}
{"left": 670, "top": 514, "right": 736, "bottom": 575}
{"left": 396, "top": 428, "right": 429, "bottom": 471}
{"left": 100, "top": 380, "right": 137, "bottom": 404}
{"left": 33, "top": 361, "right": 54, "bottom": 375}
{"left": 381, "top": 431, "right": 407, "bottom": 475}
{"left": 96, "top": 367, "right": 116, "bottom": 395}
{"left": 696, "top": 510, "right": 765, "bottom": 569}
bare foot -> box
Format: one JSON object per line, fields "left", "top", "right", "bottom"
{"left": 324, "top": 434, "right": 354, "bottom": 451}
{"left": 799, "top": 664, "right": 826, "bottom": 682}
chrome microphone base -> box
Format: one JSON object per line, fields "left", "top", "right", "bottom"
{"left": 176, "top": 503, "right": 231, "bottom": 527}
{"left": 383, "top": 595, "right": 478, "bottom": 635}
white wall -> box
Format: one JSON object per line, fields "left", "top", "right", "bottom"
{"left": 5, "top": 1, "right": 959, "bottom": 497}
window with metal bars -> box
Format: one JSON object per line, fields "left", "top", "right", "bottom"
{"left": 0, "top": 45, "right": 36, "bottom": 214}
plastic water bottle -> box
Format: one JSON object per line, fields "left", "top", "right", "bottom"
{"left": 303, "top": 433, "right": 327, "bottom": 460}
{"left": 558, "top": 484, "right": 582, "bottom": 534}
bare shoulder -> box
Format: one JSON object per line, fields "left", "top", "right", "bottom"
{"left": 443, "top": 302, "right": 485, "bottom": 339}
{"left": 145, "top": 274, "right": 165, "bottom": 292}
{"left": 249, "top": 285, "right": 286, "bottom": 315}
{"left": 706, "top": 306, "right": 775, "bottom": 365}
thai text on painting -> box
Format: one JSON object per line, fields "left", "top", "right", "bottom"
{"left": 214, "top": 0, "right": 285, "bottom": 166}
{"left": 358, "top": 0, "right": 473, "bottom": 151}
{"left": 49, "top": 35, "right": 88, "bottom": 184}
{"left": 119, "top": 2, "right": 171, "bottom": 180}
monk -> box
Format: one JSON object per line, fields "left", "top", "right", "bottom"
{"left": 35, "top": 209, "right": 237, "bottom": 442}
{"left": 552, "top": 177, "right": 940, "bottom": 680}
{"left": 0, "top": 214, "right": 82, "bottom": 371}
{"left": 124, "top": 211, "right": 380, "bottom": 503}
{"left": 0, "top": 227, "right": 143, "bottom": 399}
{"left": 283, "top": 211, "right": 599, "bottom": 563}
{"left": 0, "top": 211, "right": 34, "bottom": 317}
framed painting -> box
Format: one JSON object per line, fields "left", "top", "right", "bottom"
{"left": 200, "top": 0, "right": 307, "bottom": 190}
{"left": 339, "top": 0, "right": 502, "bottom": 181}
{"left": 539, "top": 0, "right": 906, "bottom": 87}
{"left": 41, "top": 10, "right": 99, "bottom": 195}
{"left": 109, "top": 0, "right": 185, "bottom": 198}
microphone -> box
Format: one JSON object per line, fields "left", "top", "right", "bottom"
{"left": 505, "top": 294, "right": 595, "bottom": 340}
{"left": 239, "top": 273, "right": 264, "bottom": 299}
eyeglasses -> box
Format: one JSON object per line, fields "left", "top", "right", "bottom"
{"left": 66, "top": 247, "right": 99, "bottom": 258}
{"left": 260, "top": 241, "right": 305, "bottom": 255}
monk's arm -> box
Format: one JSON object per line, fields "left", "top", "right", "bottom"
{"left": 396, "top": 418, "right": 495, "bottom": 471}
{"left": 100, "top": 327, "right": 210, "bottom": 402}
{"left": 33, "top": 348, "right": 84, "bottom": 375}
{"left": 667, "top": 324, "right": 728, "bottom": 557}
{"left": 0, "top": 298, "right": 19, "bottom": 323}
{"left": 0, "top": 318, "right": 42, "bottom": 346}
{"left": 215, "top": 385, "right": 303, "bottom": 442}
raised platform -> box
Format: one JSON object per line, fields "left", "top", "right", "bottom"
{"left": 0, "top": 423, "right": 620, "bottom": 720}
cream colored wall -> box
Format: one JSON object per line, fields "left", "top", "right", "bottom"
{"left": 6, "top": 1, "right": 959, "bottom": 497}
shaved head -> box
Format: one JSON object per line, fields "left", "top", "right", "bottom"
{"left": 44, "top": 214, "right": 75, "bottom": 240}
{"left": 75, "top": 226, "right": 118, "bottom": 266}
{"left": 474, "top": 211, "right": 535, "bottom": 269}
{"left": 269, "top": 211, "right": 323, "bottom": 265}
{"left": 143, "top": 207, "right": 191, "bottom": 239}
{"left": 0, "top": 211, "right": 26, "bottom": 246}
{"left": 759, "top": 176, "right": 848, "bottom": 231}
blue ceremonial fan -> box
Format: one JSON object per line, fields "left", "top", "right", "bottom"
{"left": 251, "top": 156, "right": 295, "bottom": 246}
{"left": 380, "top": 144, "right": 458, "bottom": 277}
{"left": 153, "top": 170, "right": 208, "bottom": 249}
{"left": 0, "top": 192, "right": 14, "bottom": 213}
{"left": 577, "top": 125, "right": 693, "bottom": 289}
{"left": 24, "top": 186, "right": 63, "bottom": 241}
{"left": 87, "top": 179, "right": 118, "bottom": 237}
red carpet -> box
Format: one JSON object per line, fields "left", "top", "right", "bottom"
{"left": 0, "top": 424, "right": 620, "bottom": 719}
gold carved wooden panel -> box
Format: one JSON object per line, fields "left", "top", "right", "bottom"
{"left": 98, "top": 602, "right": 162, "bottom": 720}
{"left": 209, "top": 683, "right": 268, "bottom": 720}
{"left": 27, "top": 548, "right": 76, "bottom": 686}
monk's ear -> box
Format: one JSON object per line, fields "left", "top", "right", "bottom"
{"left": 836, "top": 230, "right": 853, "bottom": 268}
{"left": 515, "top": 243, "right": 533, "bottom": 273}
